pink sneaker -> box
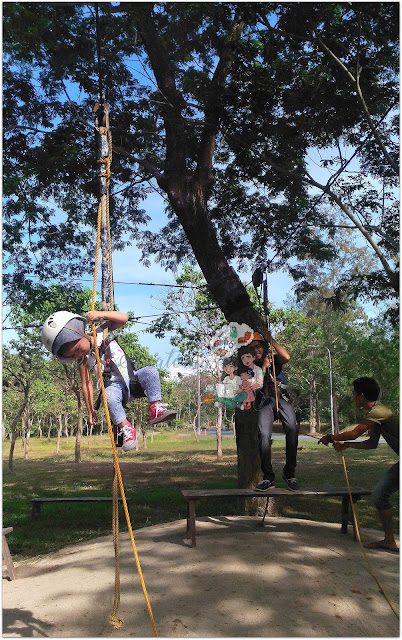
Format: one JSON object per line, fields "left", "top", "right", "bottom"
{"left": 118, "top": 423, "right": 138, "bottom": 452}
{"left": 149, "top": 402, "right": 177, "bottom": 426}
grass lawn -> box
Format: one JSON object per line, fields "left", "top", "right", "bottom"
{"left": 3, "top": 429, "right": 399, "bottom": 561}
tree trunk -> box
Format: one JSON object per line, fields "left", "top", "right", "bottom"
{"left": 37, "top": 416, "right": 42, "bottom": 439}
{"left": 196, "top": 353, "right": 201, "bottom": 435}
{"left": 235, "top": 408, "right": 260, "bottom": 489}
{"left": 56, "top": 414, "right": 63, "bottom": 454}
{"left": 166, "top": 183, "right": 261, "bottom": 328}
{"left": 309, "top": 378, "right": 318, "bottom": 433}
{"left": 333, "top": 394, "right": 339, "bottom": 434}
{"left": 231, "top": 413, "right": 236, "bottom": 440}
{"left": 21, "top": 413, "right": 26, "bottom": 451}
{"left": 192, "top": 413, "right": 199, "bottom": 442}
{"left": 7, "top": 394, "right": 29, "bottom": 473}
{"left": 74, "top": 391, "right": 83, "bottom": 463}
{"left": 24, "top": 410, "right": 32, "bottom": 459}
{"left": 47, "top": 417, "right": 53, "bottom": 440}
{"left": 216, "top": 404, "right": 223, "bottom": 462}
{"left": 315, "top": 403, "right": 321, "bottom": 432}
{"left": 235, "top": 408, "right": 272, "bottom": 515}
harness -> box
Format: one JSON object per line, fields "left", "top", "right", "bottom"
{"left": 93, "top": 333, "right": 146, "bottom": 411}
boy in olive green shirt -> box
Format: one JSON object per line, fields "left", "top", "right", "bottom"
{"left": 319, "top": 377, "right": 399, "bottom": 553}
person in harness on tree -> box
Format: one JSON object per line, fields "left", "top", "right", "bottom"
{"left": 249, "top": 329, "right": 299, "bottom": 491}
{"left": 41, "top": 310, "right": 177, "bottom": 452}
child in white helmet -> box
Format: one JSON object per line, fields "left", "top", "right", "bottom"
{"left": 41, "top": 309, "right": 177, "bottom": 451}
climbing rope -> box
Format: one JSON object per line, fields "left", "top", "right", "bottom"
{"left": 91, "top": 107, "right": 159, "bottom": 635}
{"left": 90, "top": 321, "right": 159, "bottom": 635}
{"left": 262, "top": 271, "right": 279, "bottom": 413}
{"left": 252, "top": 267, "right": 279, "bottom": 412}
{"left": 340, "top": 451, "right": 399, "bottom": 620}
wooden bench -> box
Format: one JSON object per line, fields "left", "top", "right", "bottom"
{"left": 3, "top": 527, "right": 16, "bottom": 580}
{"left": 31, "top": 497, "right": 131, "bottom": 519}
{"left": 182, "top": 487, "right": 371, "bottom": 547}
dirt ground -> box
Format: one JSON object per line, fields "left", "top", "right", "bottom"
{"left": 2, "top": 516, "right": 399, "bottom": 637}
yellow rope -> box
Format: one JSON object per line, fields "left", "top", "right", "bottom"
{"left": 340, "top": 451, "right": 399, "bottom": 619}
{"left": 90, "top": 323, "right": 159, "bottom": 636}
{"left": 91, "top": 202, "right": 102, "bottom": 310}
{"left": 91, "top": 121, "right": 159, "bottom": 635}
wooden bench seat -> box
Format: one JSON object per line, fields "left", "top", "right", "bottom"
{"left": 182, "top": 487, "right": 371, "bottom": 547}
{"left": 31, "top": 496, "right": 131, "bottom": 518}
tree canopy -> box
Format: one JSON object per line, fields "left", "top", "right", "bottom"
{"left": 3, "top": 2, "right": 399, "bottom": 326}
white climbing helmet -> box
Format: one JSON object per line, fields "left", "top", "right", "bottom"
{"left": 41, "top": 311, "right": 87, "bottom": 358}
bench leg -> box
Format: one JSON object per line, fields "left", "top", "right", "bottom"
{"left": 186, "top": 502, "right": 190, "bottom": 537}
{"left": 341, "top": 495, "right": 349, "bottom": 534}
{"left": 261, "top": 497, "right": 269, "bottom": 527}
{"left": 341, "top": 495, "right": 360, "bottom": 537}
{"left": 187, "top": 500, "right": 196, "bottom": 548}
{"left": 32, "top": 502, "right": 41, "bottom": 518}
{"left": 351, "top": 497, "right": 360, "bottom": 540}
{"left": 3, "top": 534, "right": 16, "bottom": 580}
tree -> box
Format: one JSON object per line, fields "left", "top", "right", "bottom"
{"left": 3, "top": 350, "right": 40, "bottom": 472}
{"left": 3, "top": 3, "right": 398, "bottom": 321}
{"left": 149, "top": 266, "right": 228, "bottom": 459}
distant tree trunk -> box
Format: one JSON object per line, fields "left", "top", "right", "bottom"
{"left": 86, "top": 421, "right": 91, "bottom": 449}
{"left": 56, "top": 413, "right": 63, "bottom": 454}
{"left": 64, "top": 415, "right": 69, "bottom": 439}
{"left": 192, "top": 413, "right": 199, "bottom": 442}
{"left": 315, "top": 403, "right": 321, "bottom": 433}
{"left": 135, "top": 409, "right": 141, "bottom": 451}
{"left": 309, "top": 378, "right": 320, "bottom": 433}
{"left": 8, "top": 392, "right": 29, "bottom": 473}
{"left": 74, "top": 392, "right": 84, "bottom": 464}
{"left": 333, "top": 394, "right": 339, "bottom": 434}
{"left": 37, "top": 416, "right": 43, "bottom": 439}
{"left": 142, "top": 428, "right": 147, "bottom": 449}
{"left": 24, "top": 409, "right": 32, "bottom": 459}
{"left": 215, "top": 354, "right": 223, "bottom": 461}
{"left": 47, "top": 417, "right": 53, "bottom": 439}
{"left": 21, "top": 413, "right": 26, "bottom": 451}
{"left": 196, "top": 353, "right": 201, "bottom": 435}
{"left": 216, "top": 405, "right": 223, "bottom": 461}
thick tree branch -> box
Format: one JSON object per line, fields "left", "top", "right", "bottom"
{"left": 195, "top": 10, "right": 245, "bottom": 189}
{"left": 133, "top": 3, "right": 187, "bottom": 178}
